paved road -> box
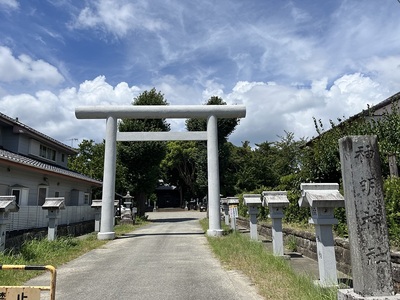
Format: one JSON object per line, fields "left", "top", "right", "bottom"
{"left": 26, "top": 210, "right": 263, "bottom": 300}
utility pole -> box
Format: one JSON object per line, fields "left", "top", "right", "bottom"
{"left": 66, "top": 138, "right": 78, "bottom": 147}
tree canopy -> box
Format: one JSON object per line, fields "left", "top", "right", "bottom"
{"left": 117, "top": 88, "right": 170, "bottom": 215}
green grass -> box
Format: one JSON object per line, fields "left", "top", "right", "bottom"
{"left": 0, "top": 219, "right": 147, "bottom": 286}
{"left": 200, "top": 219, "right": 337, "bottom": 300}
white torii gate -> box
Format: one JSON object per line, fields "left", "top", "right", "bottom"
{"left": 75, "top": 105, "right": 246, "bottom": 239}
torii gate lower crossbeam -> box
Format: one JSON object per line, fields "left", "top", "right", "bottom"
{"left": 75, "top": 105, "right": 246, "bottom": 239}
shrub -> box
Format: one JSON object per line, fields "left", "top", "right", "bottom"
{"left": 384, "top": 177, "right": 400, "bottom": 247}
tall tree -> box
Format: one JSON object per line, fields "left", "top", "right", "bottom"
{"left": 68, "top": 139, "right": 105, "bottom": 198}
{"left": 117, "top": 88, "right": 170, "bottom": 216}
{"left": 185, "top": 96, "right": 239, "bottom": 196}
{"left": 161, "top": 141, "right": 199, "bottom": 200}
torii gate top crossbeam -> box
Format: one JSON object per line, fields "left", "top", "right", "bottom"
{"left": 75, "top": 105, "right": 246, "bottom": 119}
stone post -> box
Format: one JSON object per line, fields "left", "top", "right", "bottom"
{"left": 262, "top": 191, "right": 289, "bottom": 256}
{"left": 299, "top": 183, "right": 344, "bottom": 287}
{"left": 153, "top": 200, "right": 157, "bottom": 212}
{"left": 220, "top": 198, "right": 230, "bottom": 226}
{"left": 91, "top": 199, "right": 102, "bottom": 232}
{"left": 42, "top": 197, "right": 65, "bottom": 241}
{"left": 113, "top": 200, "right": 119, "bottom": 226}
{"left": 243, "top": 194, "right": 262, "bottom": 241}
{"left": 338, "top": 136, "right": 398, "bottom": 299}
{"left": 227, "top": 197, "right": 239, "bottom": 230}
{"left": 0, "top": 196, "right": 19, "bottom": 251}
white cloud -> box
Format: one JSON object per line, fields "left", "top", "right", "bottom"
{"left": 0, "top": 76, "right": 141, "bottom": 143}
{"left": 0, "top": 0, "right": 19, "bottom": 10}
{"left": 0, "top": 71, "right": 397, "bottom": 148}
{"left": 72, "top": 0, "right": 166, "bottom": 37}
{"left": 0, "top": 46, "right": 64, "bottom": 85}
{"left": 226, "top": 73, "right": 392, "bottom": 145}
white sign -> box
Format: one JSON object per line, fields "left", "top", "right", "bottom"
{"left": 229, "top": 205, "right": 238, "bottom": 218}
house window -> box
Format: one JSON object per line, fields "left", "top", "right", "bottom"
{"left": 84, "top": 193, "right": 90, "bottom": 205}
{"left": 37, "top": 186, "right": 48, "bottom": 206}
{"left": 55, "top": 191, "right": 60, "bottom": 197}
{"left": 40, "top": 145, "right": 56, "bottom": 161}
{"left": 12, "top": 189, "right": 21, "bottom": 205}
{"left": 11, "top": 186, "right": 29, "bottom": 206}
{"left": 61, "top": 154, "right": 65, "bottom": 162}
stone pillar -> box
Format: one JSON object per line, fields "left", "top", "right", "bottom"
{"left": 153, "top": 200, "right": 157, "bottom": 212}
{"left": 42, "top": 197, "right": 65, "bottom": 241}
{"left": 220, "top": 198, "right": 230, "bottom": 226}
{"left": 207, "top": 115, "right": 222, "bottom": 236}
{"left": 91, "top": 199, "right": 102, "bottom": 232}
{"left": 99, "top": 116, "right": 117, "bottom": 240}
{"left": 227, "top": 197, "right": 239, "bottom": 230}
{"left": 262, "top": 191, "right": 289, "bottom": 256}
{"left": 0, "top": 196, "right": 19, "bottom": 251}
{"left": 299, "top": 183, "right": 344, "bottom": 287}
{"left": 243, "top": 194, "right": 262, "bottom": 241}
{"left": 338, "top": 136, "right": 398, "bottom": 299}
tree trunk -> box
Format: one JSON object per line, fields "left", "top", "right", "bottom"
{"left": 135, "top": 192, "right": 147, "bottom": 217}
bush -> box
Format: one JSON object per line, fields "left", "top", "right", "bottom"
{"left": 384, "top": 177, "right": 400, "bottom": 247}
{"left": 20, "top": 237, "right": 79, "bottom": 263}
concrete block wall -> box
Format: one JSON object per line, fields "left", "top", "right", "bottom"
{"left": 5, "top": 220, "right": 95, "bottom": 250}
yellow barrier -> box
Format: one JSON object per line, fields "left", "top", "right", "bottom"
{"left": 0, "top": 265, "right": 56, "bottom": 300}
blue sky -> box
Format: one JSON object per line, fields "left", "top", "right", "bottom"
{"left": 1, "top": 0, "right": 400, "bottom": 147}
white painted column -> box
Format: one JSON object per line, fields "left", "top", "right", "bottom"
{"left": 98, "top": 116, "right": 117, "bottom": 240}
{"left": 248, "top": 206, "right": 259, "bottom": 240}
{"left": 0, "top": 213, "right": 9, "bottom": 251}
{"left": 244, "top": 194, "right": 262, "bottom": 241}
{"left": 315, "top": 223, "right": 337, "bottom": 286}
{"left": 47, "top": 210, "right": 59, "bottom": 241}
{"left": 263, "top": 191, "right": 289, "bottom": 257}
{"left": 206, "top": 115, "right": 222, "bottom": 236}
{"left": 299, "top": 183, "right": 344, "bottom": 287}
{"left": 271, "top": 218, "right": 284, "bottom": 255}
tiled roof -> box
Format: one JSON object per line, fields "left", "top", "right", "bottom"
{"left": 0, "top": 149, "right": 102, "bottom": 186}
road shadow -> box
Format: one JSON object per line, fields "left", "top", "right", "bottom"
{"left": 148, "top": 217, "right": 199, "bottom": 223}
{"left": 117, "top": 231, "right": 205, "bottom": 239}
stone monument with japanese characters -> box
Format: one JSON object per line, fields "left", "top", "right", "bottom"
{"left": 338, "top": 136, "right": 398, "bottom": 299}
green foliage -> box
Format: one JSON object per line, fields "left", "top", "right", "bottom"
{"left": 180, "top": 96, "right": 240, "bottom": 198}
{"left": 285, "top": 235, "right": 298, "bottom": 252}
{"left": 161, "top": 141, "right": 200, "bottom": 199}
{"left": 384, "top": 177, "right": 400, "bottom": 247}
{"left": 371, "top": 103, "right": 400, "bottom": 174}
{"left": 186, "top": 96, "right": 239, "bottom": 143}
{"left": 117, "top": 88, "right": 170, "bottom": 215}
{"left": 20, "top": 237, "right": 79, "bottom": 263}
{"left": 203, "top": 221, "right": 336, "bottom": 300}
{"left": 68, "top": 139, "right": 105, "bottom": 198}
{"left": 302, "top": 103, "right": 400, "bottom": 238}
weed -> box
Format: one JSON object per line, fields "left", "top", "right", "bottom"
{"left": 285, "top": 235, "right": 297, "bottom": 252}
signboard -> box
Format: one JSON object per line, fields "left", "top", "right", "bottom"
{"left": 0, "top": 287, "right": 41, "bottom": 300}
{"left": 229, "top": 205, "right": 238, "bottom": 218}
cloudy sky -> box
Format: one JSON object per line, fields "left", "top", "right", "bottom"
{"left": 0, "top": 0, "right": 400, "bottom": 147}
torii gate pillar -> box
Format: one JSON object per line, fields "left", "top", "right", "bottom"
{"left": 75, "top": 105, "right": 246, "bottom": 240}
{"left": 99, "top": 116, "right": 118, "bottom": 239}
{"left": 207, "top": 115, "right": 222, "bottom": 236}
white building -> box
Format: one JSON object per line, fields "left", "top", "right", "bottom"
{"left": 0, "top": 112, "right": 102, "bottom": 233}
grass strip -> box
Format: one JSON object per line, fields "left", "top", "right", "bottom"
{"left": 200, "top": 219, "right": 336, "bottom": 300}
{"left": 0, "top": 220, "right": 147, "bottom": 286}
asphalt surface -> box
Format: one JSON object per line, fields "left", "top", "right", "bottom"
{"left": 25, "top": 210, "right": 263, "bottom": 300}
